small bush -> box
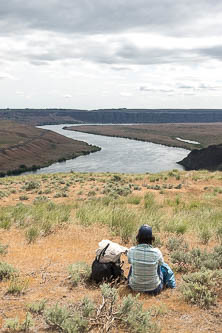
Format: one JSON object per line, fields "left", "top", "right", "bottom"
{"left": 24, "top": 181, "right": 40, "bottom": 191}
{"left": 181, "top": 270, "right": 222, "bottom": 308}
{"left": 44, "top": 303, "right": 88, "bottom": 333}
{"left": 27, "top": 299, "right": 48, "bottom": 314}
{"left": 68, "top": 262, "right": 91, "bottom": 287}
{"left": 117, "top": 294, "right": 159, "bottom": 333}
{"left": 171, "top": 246, "right": 222, "bottom": 272}
{"left": 0, "top": 262, "right": 17, "bottom": 280}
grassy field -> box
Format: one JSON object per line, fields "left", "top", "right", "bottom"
{"left": 0, "top": 121, "right": 100, "bottom": 176}
{"left": 1, "top": 170, "right": 222, "bottom": 332}
{"left": 66, "top": 122, "right": 222, "bottom": 149}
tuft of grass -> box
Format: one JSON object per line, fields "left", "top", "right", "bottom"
{"left": 0, "top": 243, "right": 9, "bottom": 255}
{"left": 25, "top": 226, "right": 40, "bottom": 243}
{"left": 144, "top": 193, "right": 156, "bottom": 210}
{"left": 127, "top": 195, "right": 142, "bottom": 205}
{"left": 4, "top": 312, "right": 34, "bottom": 332}
{"left": 198, "top": 227, "right": 212, "bottom": 245}
{"left": 7, "top": 276, "right": 29, "bottom": 295}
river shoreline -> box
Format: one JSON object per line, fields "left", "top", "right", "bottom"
{"left": 63, "top": 125, "right": 191, "bottom": 150}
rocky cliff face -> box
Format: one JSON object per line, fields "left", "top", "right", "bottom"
{"left": 1, "top": 108, "right": 222, "bottom": 125}
{"left": 178, "top": 144, "right": 222, "bottom": 171}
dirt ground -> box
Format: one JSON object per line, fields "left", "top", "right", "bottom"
{"left": 1, "top": 223, "right": 222, "bottom": 333}
{"left": 1, "top": 172, "right": 222, "bottom": 332}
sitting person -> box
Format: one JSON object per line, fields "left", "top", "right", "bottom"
{"left": 127, "top": 224, "right": 175, "bottom": 295}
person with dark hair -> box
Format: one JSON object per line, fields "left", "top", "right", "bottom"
{"left": 127, "top": 224, "right": 175, "bottom": 295}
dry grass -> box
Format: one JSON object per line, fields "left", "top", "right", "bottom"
{"left": 68, "top": 122, "right": 222, "bottom": 149}
{"left": 1, "top": 170, "right": 222, "bottom": 332}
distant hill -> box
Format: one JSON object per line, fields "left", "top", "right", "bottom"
{"left": 0, "top": 121, "right": 100, "bottom": 176}
{"left": 1, "top": 108, "right": 222, "bottom": 125}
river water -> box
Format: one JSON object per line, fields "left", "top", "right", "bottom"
{"left": 30, "top": 124, "right": 189, "bottom": 174}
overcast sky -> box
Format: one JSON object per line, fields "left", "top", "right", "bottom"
{"left": 1, "top": 0, "right": 222, "bottom": 109}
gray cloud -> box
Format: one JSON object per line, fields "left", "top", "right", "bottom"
{"left": 196, "top": 46, "right": 222, "bottom": 61}
{"left": 2, "top": 34, "right": 222, "bottom": 68}
{"left": 0, "top": 0, "right": 222, "bottom": 37}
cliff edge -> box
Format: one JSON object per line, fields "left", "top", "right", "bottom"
{"left": 178, "top": 144, "right": 222, "bottom": 171}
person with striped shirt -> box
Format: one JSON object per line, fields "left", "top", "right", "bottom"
{"left": 128, "top": 224, "right": 175, "bottom": 295}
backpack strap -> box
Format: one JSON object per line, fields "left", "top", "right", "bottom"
{"left": 97, "top": 243, "right": 110, "bottom": 262}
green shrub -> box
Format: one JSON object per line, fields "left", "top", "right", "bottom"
{"left": 44, "top": 303, "right": 88, "bottom": 333}
{"left": 171, "top": 246, "right": 222, "bottom": 272}
{"left": 117, "top": 294, "right": 159, "bottom": 333}
{"left": 68, "top": 262, "right": 91, "bottom": 287}
{"left": 0, "top": 262, "right": 17, "bottom": 280}
{"left": 24, "top": 181, "right": 40, "bottom": 191}
{"left": 181, "top": 270, "right": 222, "bottom": 308}
{"left": 27, "top": 299, "right": 48, "bottom": 314}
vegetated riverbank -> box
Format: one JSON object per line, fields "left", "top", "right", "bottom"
{"left": 1, "top": 170, "right": 222, "bottom": 332}
{"left": 64, "top": 122, "right": 222, "bottom": 150}
{"left": 0, "top": 121, "right": 100, "bottom": 177}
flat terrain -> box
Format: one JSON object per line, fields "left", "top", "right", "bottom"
{"left": 67, "top": 122, "right": 222, "bottom": 149}
{"left": 0, "top": 170, "right": 222, "bottom": 332}
{"left": 0, "top": 121, "right": 99, "bottom": 175}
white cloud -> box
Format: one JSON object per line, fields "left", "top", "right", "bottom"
{"left": 0, "top": 1, "right": 222, "bottom": 109}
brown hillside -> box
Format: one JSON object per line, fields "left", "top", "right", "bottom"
{"left": 0, "top": 121, "right": 100, "bottom": 175}
{"left": 66, "top": 122, "right": 222, "bottom": 149}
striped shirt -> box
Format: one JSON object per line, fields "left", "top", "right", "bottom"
{"left": 127, "top": 244, "right": 164, "bottom": 292}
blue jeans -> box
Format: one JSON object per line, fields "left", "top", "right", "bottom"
{"left": 128, "top": 266, "right": 164, "bottom": 295}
